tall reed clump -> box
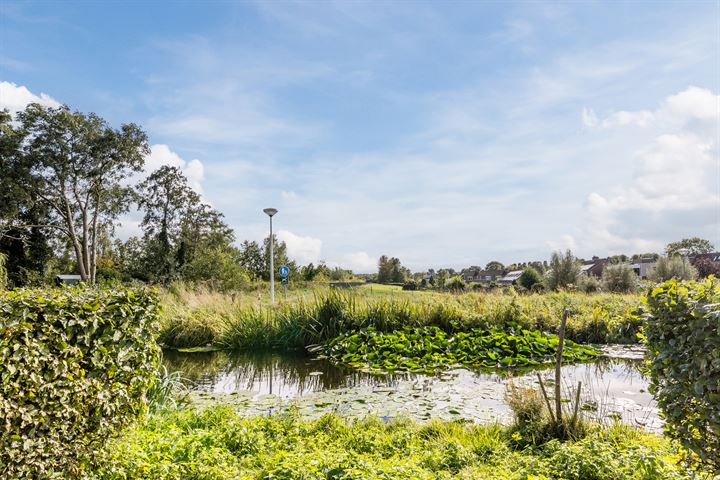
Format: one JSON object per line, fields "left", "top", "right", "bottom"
{"left": 157, "top": 287, "right": 643, "bottom": 350}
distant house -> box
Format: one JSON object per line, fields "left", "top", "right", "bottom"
{"left": 463, "top": 269, "right": 504, "bottom": 283}
{"left": 630, "top": 258, "right": 657, "bottom": 280}
{"left": 692, "top": 252, "right": 720, "bottom": 263}
{"left": 499, "top": 270, "right": 523, "bottom": 285}
{"left": 580, "top": 257, "right": 607, "bottom": 278}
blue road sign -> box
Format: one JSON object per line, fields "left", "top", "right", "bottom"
{"left": 281, "top": 277, "right": 289, "bottom": 285}
{"left": 279, "top": 265, "right": 290, "bottom": 277}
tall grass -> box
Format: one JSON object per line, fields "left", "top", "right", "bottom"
{"left": 158, "top": 285, "right": 643, "bottom": 350}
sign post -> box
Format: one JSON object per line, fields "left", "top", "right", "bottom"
{"left": 279, "top": 265, "right": 290, "bottom": 301}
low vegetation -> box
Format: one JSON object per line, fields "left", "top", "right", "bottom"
{"left": 158, "top": 285, "right": 644, "bottom": 350}
{"left": 88, "top": 406, "right": 692, "bottom": 480}
{"left": 319, "top": 326, "right": 598, "bottom": 374}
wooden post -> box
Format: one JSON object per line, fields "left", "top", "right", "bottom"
{"left": 536, "top": 373, "right": 556, "bottom": 423}
{"left": 555, "top": 308, "right": 568, "bottom": 425}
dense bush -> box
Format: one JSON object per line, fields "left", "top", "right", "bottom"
{"left": 577, "top": 274, "right": 601, "bottom": 293}
{"left": 445, "top": 275, "right": 466, "bottom": 291}
{"left": 0, "top": 287, "right": 161, "bottom": 478}
{"left": 642, "top": 278, "right": 720, "bottom": 474}
{"left": 518, "top": 267, "right": 542, "bottom": 290}
{"left": 602, "top": 264, "right": 639, "bottom": 293}
{"left": 545, "top": 250, "right": 581, "bottom": 290}
{"left": 648, "top": 256, "right": 698, "bottom": 282}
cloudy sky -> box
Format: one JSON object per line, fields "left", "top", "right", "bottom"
{"left": 1, "top": 1, "right": 718, "bottom": 272}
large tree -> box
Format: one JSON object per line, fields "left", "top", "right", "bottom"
{"left": 665, "top": 237, "right": 715, "bottom": 257}
{"left": 136, "top": 165, "right": 233, "bottom": 283}
{"left": 3, "top": 104, "right": 148, "bottom": 282}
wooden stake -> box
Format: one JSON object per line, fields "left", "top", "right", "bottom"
{"left": 536, "top": 373, "right": 556, "bottom": 423}
{"left": 555, "top": 308, "right": 568, "bottom": 425}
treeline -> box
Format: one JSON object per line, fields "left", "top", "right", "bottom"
{"left": 0, "top": 103, "right": 347, "bottom": 289}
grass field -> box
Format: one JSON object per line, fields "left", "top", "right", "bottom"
{"left": 157, "top": 283, "right": 644, "bottom": 350}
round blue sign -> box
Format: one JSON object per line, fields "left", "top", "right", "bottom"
{"left": 279, "top": 265, "right": 290, "bottom": 277}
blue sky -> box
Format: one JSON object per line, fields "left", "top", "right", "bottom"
{"left": 1, "top": 1, "right": 718, "bottom": 272}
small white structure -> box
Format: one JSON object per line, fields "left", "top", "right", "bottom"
{"left": 499, "top": 270, "right": 523, "bottom": 284}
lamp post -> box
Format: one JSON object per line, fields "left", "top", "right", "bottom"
{"left": 263, "top": 208, "right": 278, "bottom": 304}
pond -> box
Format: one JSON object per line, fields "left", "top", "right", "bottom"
{"left": 163, "top": 345, "right": 661, "bottom": 431}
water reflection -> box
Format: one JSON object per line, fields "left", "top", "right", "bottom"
{"left": 163, "top": 349, "right": 645, "bottom": 399}
{"left": 164, "top": 346, "right": 660, "bottom": 430}
{"left": 163, "top": 350, "right": 415, "bottom": 397}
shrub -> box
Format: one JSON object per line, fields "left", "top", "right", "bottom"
{"left": 0, "top": 287, "right": 161, "bottom": 478}
{"left": 642, "top": 278, "right": 720, "bottom": 474}
{"left": 445, "top": 275, "right": 466, "bottom": 291}
{"left": 602, "top": 264, "right": 639, "bottom": 293}
{"left": 546, "top": 250, "right": 581, "bottom": 290}
{"left": 518, "top": 267, "right": 542, "bottom": 291}
{"left": 648, "top": 256, "right": 698, "bottom": 282}
{"left": 577, "top": 274, "right": 602, "bottom": 293}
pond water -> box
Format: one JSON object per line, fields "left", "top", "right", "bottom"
{"left": 163, "top": 345, "right": 661, "bottom": 431}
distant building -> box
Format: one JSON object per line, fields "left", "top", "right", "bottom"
{"left": 499, "top": 270, "right": 523, "bottom": 285}
{"left": 580, "top": 257, "right": 607, "bottom": 278}
{"left": 630, "top": 258, "right": 657, "bottom": 280}
{"left": 692, "top": 252, "right": 720, "bottom": 263}
{"left": 463, "top": 269, "right": 504, "bottom": 283}
{"left": 55, "top": 274, "right": 82, "bottom": 286}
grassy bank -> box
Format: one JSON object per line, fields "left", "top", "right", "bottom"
{"left": 158, "top": 284, "right": 643, "bottom": 350}
{"left": 90, "top": 406, "right": 689, "bottom": 480}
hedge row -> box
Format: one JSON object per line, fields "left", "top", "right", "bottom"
{"left": 0, "top": 288, "right": 161, "bottom": 479}
{"left": 643, "top": 278, "right": 720, "bottom": 474}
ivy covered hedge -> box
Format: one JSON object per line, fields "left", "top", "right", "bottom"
{"left": 643, "top": 278, "right": 720, "bottom": 474}
{"left": 0, "top": 287, "right": 161, "bottom": 479}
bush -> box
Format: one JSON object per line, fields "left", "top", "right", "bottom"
{"left": 546, "top": 250, "right": 581, "bottom": 290}
{"left": 642, "top": 278, "right": 720, "bottom": 474}
{"left": 648, "top": 256, "right": 698, "bottom": 282}
{"left": 518, "top": 267, "right": 542, "bottom": 291}
{"left": 577, "top": 274, "right": 602, "bottom": 293}
{"left": 402, "top": 280, "right": 418, "bottom": 291}
{"left": 602, "top": 264, "right": 639, "bottom": 293}
{"left": 445, "top": 275, "right": 466, "bottom": 291}
{"left": 0, "top": 287, "right": 161, "bottom": 478}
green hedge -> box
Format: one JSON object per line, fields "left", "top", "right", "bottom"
{"left": 0, "top": 288, "right": 161, "bottom": 479}
{"left": 643, "top": 278, "right": 720, "bottom": 474}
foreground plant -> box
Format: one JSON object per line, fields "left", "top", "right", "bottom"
{"left": 0, "top": 287, "right": 161, "bottom": 478}
{"left": 89, "top": 406, "right": 692, "bottom": 480}
{"left": 317, "top": 326, "right": 598, "bottom": 374}
{"left": 643, "top": 278, "right": 720, "bottom": 474}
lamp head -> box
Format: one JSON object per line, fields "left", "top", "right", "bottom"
{"left": 263, "top": 208, "right": 278, "bottom": 217}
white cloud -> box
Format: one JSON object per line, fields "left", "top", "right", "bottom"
{"left": 0, "top": 81, "right": 61, "bottom": 113}
{"left": 561, "top": 86, "right": 720, "bottom": 254}
{"left": 276, "top": 229, "right": 322, "bottom": 265}
{"left": 144, "top": 144, "right": 205, "bottom": 194}
{"left": 337, "top": 251, "right": 377, "bottom": 273}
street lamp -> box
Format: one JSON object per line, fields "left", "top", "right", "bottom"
{"left": 263, "top": 208, "right": 278, "bottom": 304}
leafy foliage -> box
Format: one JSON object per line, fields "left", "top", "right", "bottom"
{"left": 320, "top": 326, "right": 598, "bottom": 374}
{"left": 601, "top": 264, "right": 639, "bottom": 293}
{"left": 90, "top": 406, "right": 692, "bottom": 479}
{"left": 518, "top": 267, "right": 542, "bottom": 290}
{"left": 665, "top": 237, "right": 714, "bottom": 256}
{"left": 642, "top": 278, "right": 720, "bottom": 474}
{"left": 0, "top": 287, "right": 161, "bottom": 478}
{"left": 6, "top": 104, "right": 149, "bottom": 283}
{"left": 648, "top": 256, "right": 698, "bottom": 282}
{"left": 546, "top": 250, "right": 581, "bottom": 291}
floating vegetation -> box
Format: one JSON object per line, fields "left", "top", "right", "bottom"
{"left": 319, "top": 326, "right": 599, "bottom": 374}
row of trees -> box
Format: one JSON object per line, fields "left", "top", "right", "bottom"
{"left": 0, "top": 103, "right": 307, "bottom": 290}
